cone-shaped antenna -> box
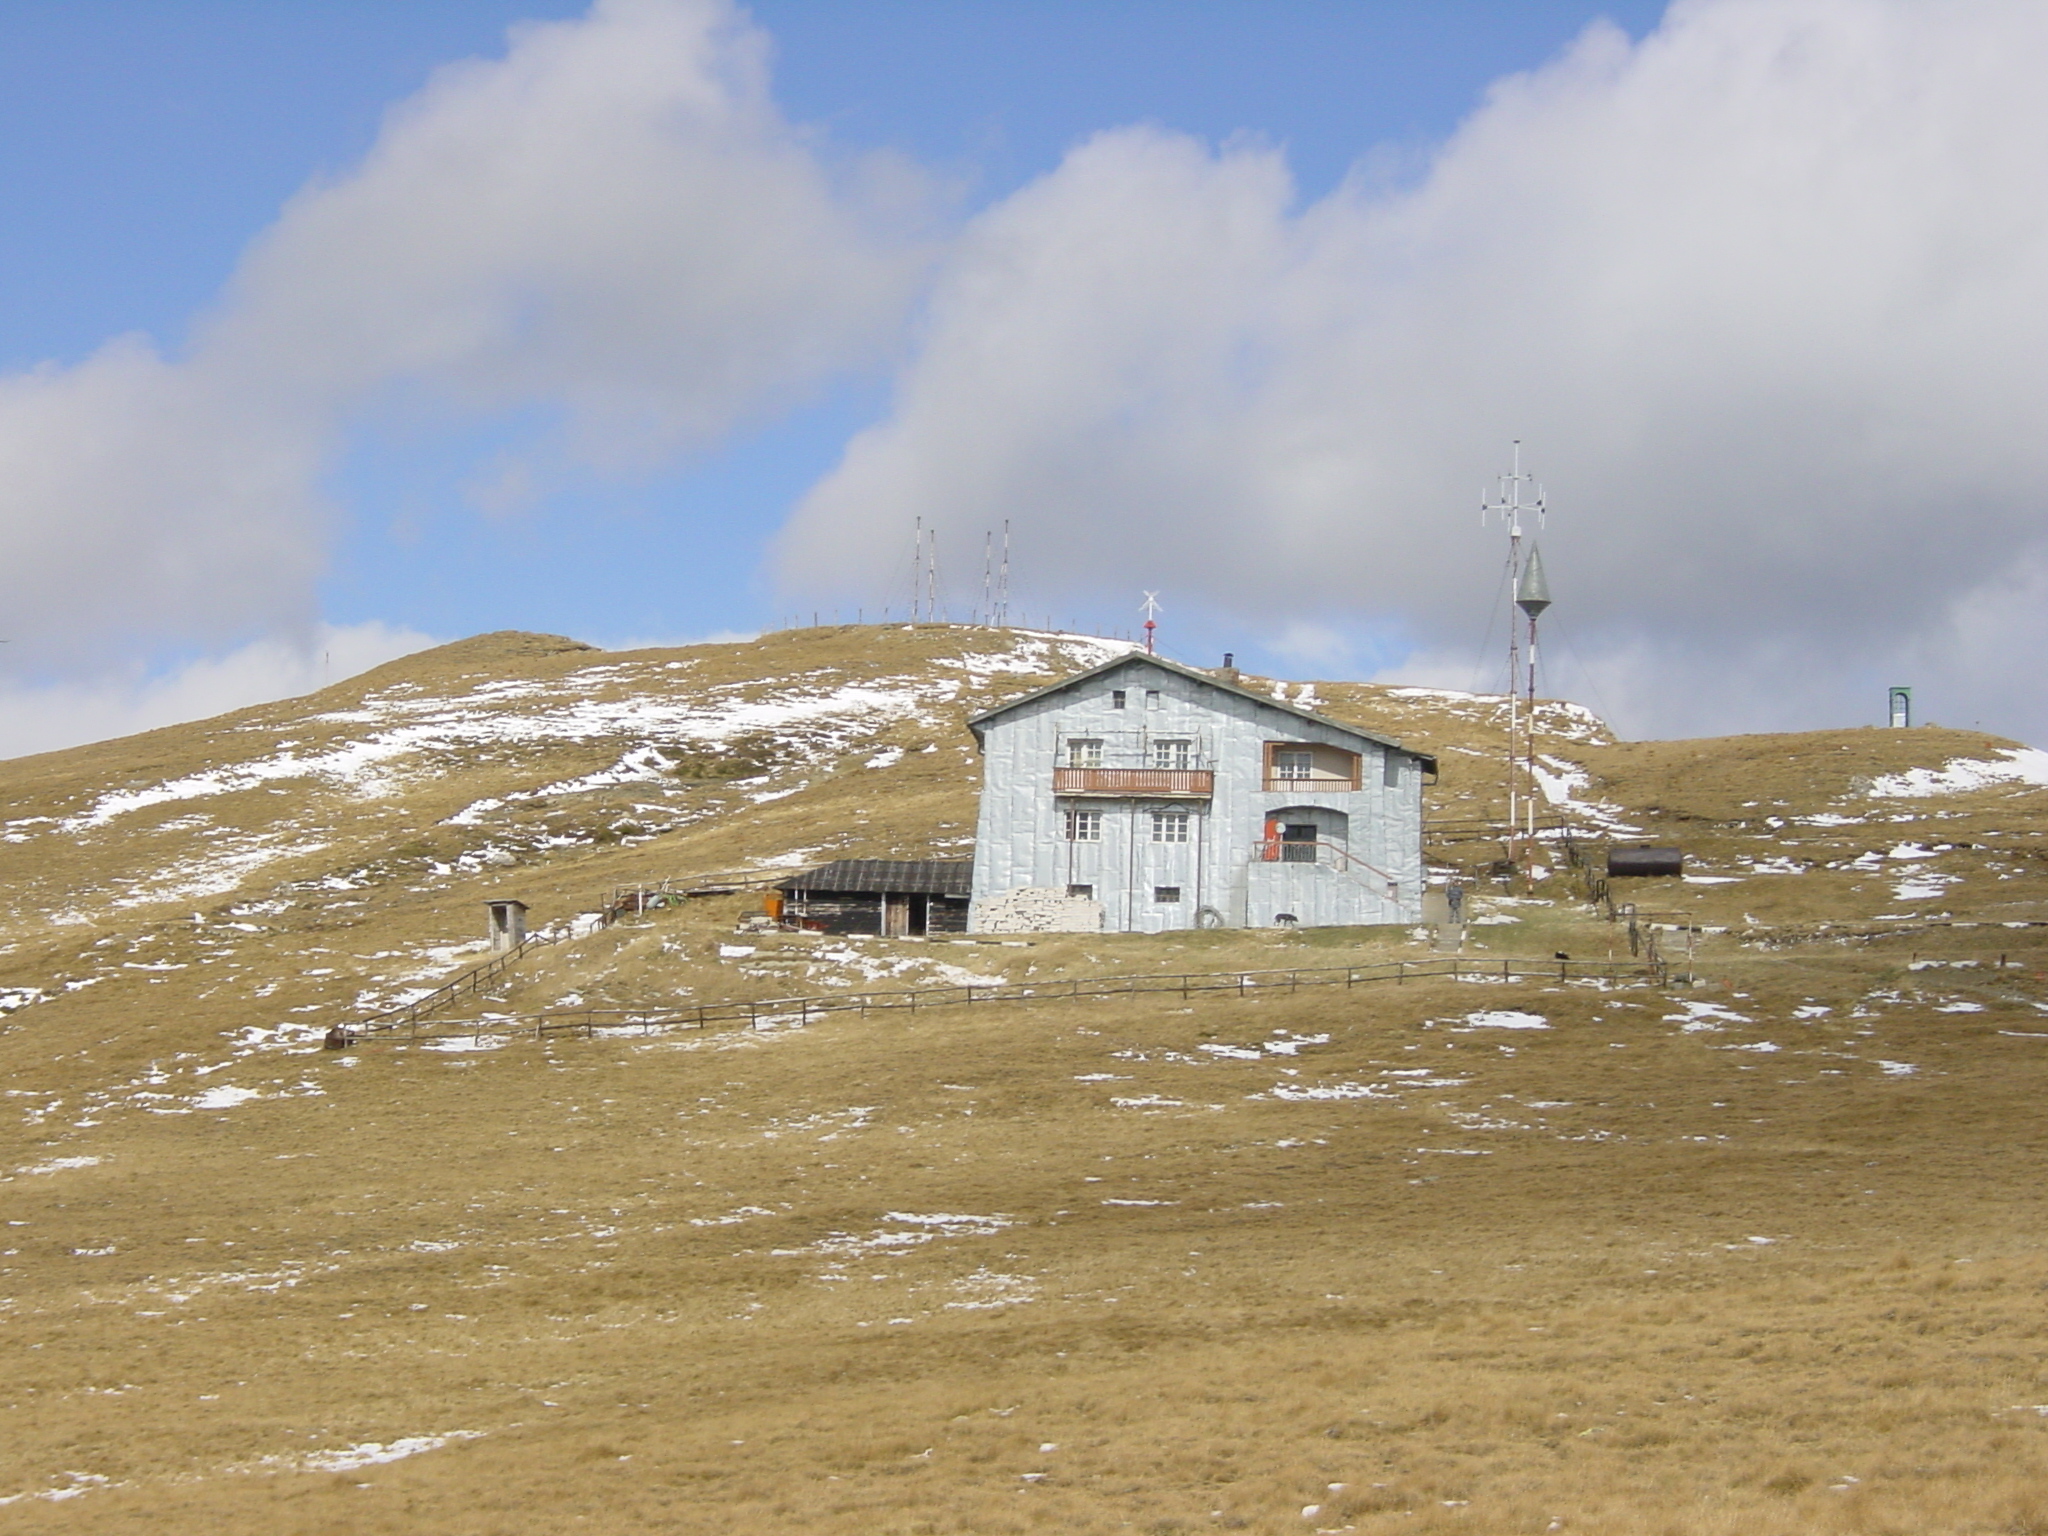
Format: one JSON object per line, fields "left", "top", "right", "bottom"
{"left": 1515, "top": 543, "right": 1552, "bottom": 617}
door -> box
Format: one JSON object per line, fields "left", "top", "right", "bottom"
{"left": 882, "top": 894, "right": 911, "bottom": 937}
{"left": 1279, "top": 823, "right": 1319, "bottom": 863}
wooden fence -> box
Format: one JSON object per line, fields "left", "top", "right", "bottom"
{"left": 351, "top": 935, "right": 547, "bottom": 1036}
{"left": 347, "top": 950, "right": 1668, "bottom": 1047}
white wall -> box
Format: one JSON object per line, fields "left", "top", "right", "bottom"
{"left": 970, "top": 658, "right": 1424, "bottom": 932}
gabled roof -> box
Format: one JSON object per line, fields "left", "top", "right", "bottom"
{"left": 966, "top": 652, "right": 1436, "bottom": 772}
{"left": 776, "top": 858, "right": 974, "bottom": 897}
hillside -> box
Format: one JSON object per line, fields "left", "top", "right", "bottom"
{"left": 7, "top": 623, "right": 2048, "bottom": 1534}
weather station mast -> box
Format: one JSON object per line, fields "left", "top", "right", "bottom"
{"left": 1482, "top": 442, "right": 1547, "bottom": 859}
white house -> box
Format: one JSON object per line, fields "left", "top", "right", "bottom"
{"left": 966, "top": 654, "right": 1434, "bottom": 933}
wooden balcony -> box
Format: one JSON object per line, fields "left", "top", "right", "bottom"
{"left": 1263, "top": 771, "right": 1362, "bottom": 793}
{"left": 1054, "top": 767, "right": 1215, "bottom": 799}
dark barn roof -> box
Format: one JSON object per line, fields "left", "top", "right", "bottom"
{"left": 777, "top": 858, "right": 974, "bottom": 898}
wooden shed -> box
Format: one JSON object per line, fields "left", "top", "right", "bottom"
{"left": 775, "top": 859, "right": 974, "bottom": 937}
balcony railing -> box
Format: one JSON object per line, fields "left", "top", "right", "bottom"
{"left": 1263, "top": 770, "right": 1362, "bottom": 792}
{"left": 1054, "top": 767, "right": 1215, "bottom": 798}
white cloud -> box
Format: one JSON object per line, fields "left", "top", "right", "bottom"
{"left": 0, "top": 621, "right": 435, "bottom": 760}
{"left": 780, "top": 0, "right": 2048, "bottom": 741}
{"left": 0, "top": 0, "right": 929, "bottom": 678}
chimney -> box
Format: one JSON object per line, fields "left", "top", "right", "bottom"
{"left": 1217, "top": 652, "right": 1239, "bottom": 683}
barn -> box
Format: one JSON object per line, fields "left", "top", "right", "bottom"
{"left": 773, "top": 858, "right": 974, "bottom": 937}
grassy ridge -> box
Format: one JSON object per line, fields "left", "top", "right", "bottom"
{"left": 4, "top": 625, "right": 2048, "bottom": 1532}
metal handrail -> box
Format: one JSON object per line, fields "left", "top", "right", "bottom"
{"left": 1250, "top": 839, "right": 1401, "bottom": 896}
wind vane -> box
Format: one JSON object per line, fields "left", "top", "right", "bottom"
{"left": 1140, "top": 591, "right": 1162, "bottom": 654}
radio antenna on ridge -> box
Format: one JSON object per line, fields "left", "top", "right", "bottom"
{"left": 1481, "top": 441, "right": 1548, "bottom": 845}
{"left": 1140, "top": 591, "right": 1162, "bottom": 654}
{"left": 997, "top": 520, "right": 1011, "bottom": 627}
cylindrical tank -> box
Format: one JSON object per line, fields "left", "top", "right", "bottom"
{"left": 1607, "top": 846, "right": 1683, "bottom": 878}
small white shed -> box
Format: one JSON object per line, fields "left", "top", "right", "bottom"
{"left": 484, "top": 897, "right": 529, "bottom": 952}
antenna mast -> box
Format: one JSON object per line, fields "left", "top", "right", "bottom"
{"left": 997, "top": 519, "right": 1011, "bottom": 627}
{"left": 1140, "top": 591, "right": 1162, "bottom": 654}
{"left": 1515, "top": 544, "right": 1552, "bottom": 841}
{"left": 910, "top": 517, "right": 925, "bottom": 623}
{"left": 1482, "top": 441, "right": 1546, "bottom": 850}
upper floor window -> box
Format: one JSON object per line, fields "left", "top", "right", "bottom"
{"left": 1151, "top": 810, "right": 1190, "bottom": 843}
{"left": 1151, "top": 738, "right": 1194, "bottom": 770}
{"left": 1065, "top": 808, "right": 1103, "bottom": 842}
{"left": 1066, "top": 738, "right": 1103, "bottom": 768}
{"left": 1111, "top": 689, "right": 1127, "bottom": 709}
{"left": 1383, "top": 753, "right": 1403, "bottom": 788}
{"left": 1273, "top": 748, "right": 1314, "bottom": 781}
{"left": 1145, "top": 690, "right": 1161, "bottom": 709}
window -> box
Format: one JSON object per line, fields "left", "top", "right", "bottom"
{"left": 1153, "top": 886, "right": 1182, "bottom": 904}
{"left": 1064, "top": 808, "right": 1102, "bottom": 842}
{"left": 1067, "top": 883, "right": 1095, "bottom": 900}
{"left": 1066, "top": 738, "right": 1103, "bottom": 768}
{"left": 1151, "top": 810, "right": 1190, "bottom": 844}
{"left": 1111, "top": 689, "right": 1127, "bottom": 709}
{"left": 1273, "top": 748, "right": 1313, "bottom": 781}
{"left": 1280, "top": 822, "right": 1318, "bottom": 862}
{"left": 1383, "top": 753, "right": 1402, "bottom": 788}
{"left": 1145, "top": 689, "right": 1161, "bottom": 709}
{"left": 1151, "top": 738, "right": 1193, "bottom": 770}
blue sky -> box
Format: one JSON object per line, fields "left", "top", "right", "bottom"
{"left": 0, "top": 3, "right": 1661, "bottom": 666}
{"left": 0, "top": 3, "right": 1663, "bottom": 365}
{"left": 1, "top": 0, "right": 2044, "bottom": 753}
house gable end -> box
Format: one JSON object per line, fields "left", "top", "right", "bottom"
{"left": 968, "top": 652, "right": 1434, "bottom": 772}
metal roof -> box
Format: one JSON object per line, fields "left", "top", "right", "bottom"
{"left": 965, "top": 651, "right": 1437, "bottom": 774}
{"left": 776, "top": 858, "right": 975, "bottom": 897}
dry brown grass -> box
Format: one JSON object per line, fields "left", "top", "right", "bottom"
{"left": 5, "top": 624, "right": 2048, "bottom": 1532}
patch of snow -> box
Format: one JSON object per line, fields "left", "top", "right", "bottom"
{"left": 192, "top": 1085, "right": 262, "bottom": 1110}
{"left": 291, "top": 1433, "right": 484, "bottom": 1473}
{"left": 1265, "top": 1081, "right": 1398, "bottom": 1101}
{"left": 1664, "top": 1000, "right": 1752, "bottom": 1032}
{"left": 1869, "top": 749, "right": 2048, "bottom": 798}
{"left": 1457, "top": 1010, "right": 1549, "bottom": 1031}
{"left": 15, "top": 1155, "right": 102, "bottom": 1176}
{"left": 1892, "top": 873, "right": 1959, "bottom": 900}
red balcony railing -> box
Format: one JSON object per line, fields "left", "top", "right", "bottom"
{"left": 1054, "top": 767, "right": 1215, "bottom": 798}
